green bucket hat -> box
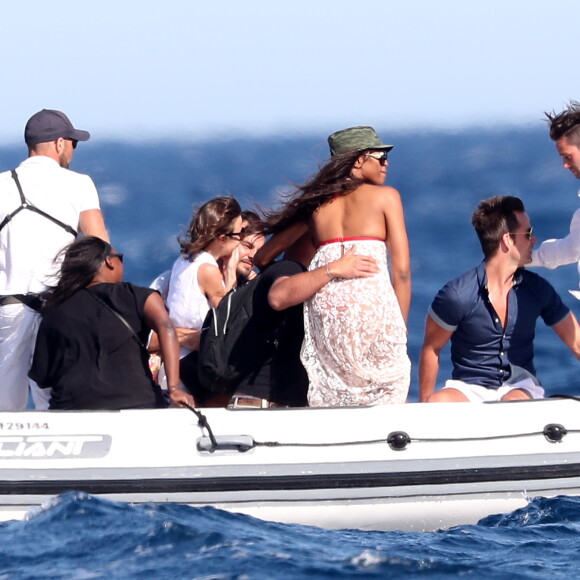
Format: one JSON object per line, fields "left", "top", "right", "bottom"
{"left": 327, "top": 126, "right": 393, "bottom": 157}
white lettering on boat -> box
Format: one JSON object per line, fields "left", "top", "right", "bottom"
{"left": 0, "top": 435, "right": 111, "bottom": 459}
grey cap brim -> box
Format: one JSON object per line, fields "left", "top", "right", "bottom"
{"left": 70, "top": 129, "right": 90, "bottom": 142}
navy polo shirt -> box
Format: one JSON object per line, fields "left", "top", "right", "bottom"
{"left": 429, "top": 261, "right": 570, "bottom": 388}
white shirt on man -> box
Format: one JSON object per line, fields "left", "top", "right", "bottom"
{"left": 529, "top": 190, "right": 580, "bottom": 295}
{"left": 0, "top": 155, "right": 100, "bottom": 294}
{"left": 0, "top": 154, "right": 101, "bottom": 411}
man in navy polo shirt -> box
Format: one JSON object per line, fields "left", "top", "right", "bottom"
{"left": 419, "top": 196, "right": 580, "bottom": 403}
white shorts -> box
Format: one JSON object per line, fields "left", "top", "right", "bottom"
{"left": 442, "top": 378, "right": 545, "bottom": 402}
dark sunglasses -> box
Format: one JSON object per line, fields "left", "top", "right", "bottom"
{"left": 225, "top": 231, "right": 244, "bottom": 240}
{"left": 365, "top": 151, "right": 388, "bottom": 166}
{"left": 109, "top": 252, "right": 124, "bottom": 263}
{"left": 64, "top": 138, "right": 78, "bottom": 149}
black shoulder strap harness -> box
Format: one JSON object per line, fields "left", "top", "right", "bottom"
{"left": 0, "top": 170, "right": 78, "bottom": 237}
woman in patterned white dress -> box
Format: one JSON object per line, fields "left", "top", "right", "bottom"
{"left": 263, "top": 126, "right": 411, "bottom": 406}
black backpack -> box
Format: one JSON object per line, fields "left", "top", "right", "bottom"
{"left": 197, "top": 277, "right": 274, "bottom": 394}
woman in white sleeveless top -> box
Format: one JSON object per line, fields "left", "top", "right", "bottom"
{"left": 166, "top": 196, "right": 243, "bottom": 359}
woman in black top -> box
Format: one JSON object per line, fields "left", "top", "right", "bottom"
{"left": 29, "top": 237, "right": 194, "bottom": 410}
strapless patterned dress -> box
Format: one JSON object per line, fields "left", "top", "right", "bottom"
{"left": 301, "top": 238, "right": 410, "bottom": 407}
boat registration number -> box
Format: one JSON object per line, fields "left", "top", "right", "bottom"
{"left": 0, "top": 423, "right": 49, "bottom": 430}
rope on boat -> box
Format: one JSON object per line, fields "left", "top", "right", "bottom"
{"left": 253, "top": 438, "right": 391, "bottom": 448}
{"left": 188, "top": 395, "right": 580, "bottom": 453}
{"left": 246, "top": 427, "right": 571, "bottom": 451}
{"left": 410, "top": 430, "right": 575, "bottom": 444}
{"left": 249, "top": 423, "right": 577, "bottom": 451}
{"left": 183, "top": 404, "right": 219, "bottom": 450}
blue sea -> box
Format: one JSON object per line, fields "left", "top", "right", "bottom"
{"left": 2, "top": 493, "right": 580, "bottom": 579}
{"left": 1, "top": 127, "right": 580, "bottom": 578}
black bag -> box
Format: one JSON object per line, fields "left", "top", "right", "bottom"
{"left": 198, "top": 278, "right": 272, "bottom": 394}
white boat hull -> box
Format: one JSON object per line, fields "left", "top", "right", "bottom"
{"left": 1, "top": 398, "right": 579, "bottom": 531}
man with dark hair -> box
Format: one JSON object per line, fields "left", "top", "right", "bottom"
{"left": 0, "top": 109, "right": 108, "bottom": 410}
{"left": 235, "top": 211, "right": 265, "bottom": 284}
{"left": 420, "top": 196, "right": 580, "bottom": 403}
{"left": 228, "top": 234, "right": 379, "bottom": 408}
{"left": 530, "top": 101, "right": 580, "bottom": 291}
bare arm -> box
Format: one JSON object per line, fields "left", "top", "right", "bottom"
{"left": 254, "top": 222, "right": 309, "bottom": 270}
{"left": 552, "top": 312, "right": 580, "bottom": 360}
{"left": 79, "top": 209, "right": 109, "bottom": 242}
{"left": 143, "top": 292, "right": 194, "bottom": 407}
{"left": 383, "top": 188, "right": 411, "bottom": 324}
{"left": 148, "top": 327, "right": 201, "bottom": 353}
{"left": 419, "top": 316, "right": 453, "bottom": 402}
{"left": 268, "top": 247, "right": 378, "bottom": 310}
{"left": 198, "top": 262, "right": 234, "bottom": 309}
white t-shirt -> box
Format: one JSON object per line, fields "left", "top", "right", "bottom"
{"left": 0, "top": 156, "right": 101, "bottom": 294}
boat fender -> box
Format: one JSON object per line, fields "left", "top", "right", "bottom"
{"left": 543, "top": 423, "right": 567, "bottom": 443}
{"left": 387, "top": 431, "right": 411, "bottom": 450}
{"left": 197, "top": 434, "right": 255, "bottom": 454}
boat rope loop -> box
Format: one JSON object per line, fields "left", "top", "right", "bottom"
{"left": 184, "top": 404, "right": 218, "bottom": 451}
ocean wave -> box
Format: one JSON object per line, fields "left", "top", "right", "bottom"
{"left": 0, "top": 492, "right": 579, "bottom": 578}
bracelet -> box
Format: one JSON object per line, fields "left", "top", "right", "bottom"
{"left": 325, "top": 262, "right": 333, "bottom": 280}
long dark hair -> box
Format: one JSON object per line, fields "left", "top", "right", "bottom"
{"left": 264, "top": 150, "right": 364, "bottom": 234}
{"left": 44, "top": 237, "right": 112, "bottom": 309}
{"left": 178, "top": 196, "right": 242, "bottom": 259}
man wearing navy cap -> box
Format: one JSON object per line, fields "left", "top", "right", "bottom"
{"left": 0, "top": 109, "right": 109, "bottom": 410}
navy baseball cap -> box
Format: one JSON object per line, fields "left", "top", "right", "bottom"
{"left": 24, "top": 109, "right": 90, "bottom": 146}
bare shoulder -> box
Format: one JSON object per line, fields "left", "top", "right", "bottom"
{"left": 357, "top": 184, "right": 403, "bottom": 206}
{"left": 376, "top": 184, "right": 401, "bottom": 198}
{"left": 198, "top": 261, "right": 220, "bottom": 277}
{"left": 197, "top": 261, "right": 221, "bottom": 286}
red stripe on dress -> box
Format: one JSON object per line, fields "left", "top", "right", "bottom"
{"left": 316, "top": 236, "right": 385, "bottom": 249}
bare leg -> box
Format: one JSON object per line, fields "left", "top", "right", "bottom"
{"left": 427, "top": 388, "right": 470, "bottom": 403}
{"left": 500, "top": 388, "right": 532, "bottom": 401}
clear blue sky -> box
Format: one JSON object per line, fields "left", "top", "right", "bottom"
{"left": 1, "top": 0, "right": 576, "bottom": 143}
